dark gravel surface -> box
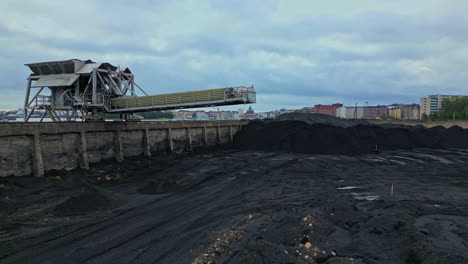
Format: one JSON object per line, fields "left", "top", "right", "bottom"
{"left": 1, "top": 148, "right": 468, "bottom": 264}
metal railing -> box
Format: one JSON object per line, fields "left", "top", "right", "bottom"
{"left": 110, "top": 86, "right": 255, "bottom": 110}
{"left": 34, "top": 95, "right": 52, "bottom": 106}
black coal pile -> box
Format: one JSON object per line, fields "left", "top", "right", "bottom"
{"left": 233, "top": 120, "right": 468, "bottom": 155}
{"left": 53, "top": 186, "right": 113, "bottom": 216}
{"left": 138, "top": 179, "right": 180, "bottom": 194}
{"left": 277, "top": 112, "right": 369, "bottom": 127}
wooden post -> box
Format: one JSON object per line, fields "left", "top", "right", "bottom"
{"left": 114, "top": 131, "right": 123, "bottom": 162}
{"left": 33, "top": 133, "right": 44, "bottom": 177}
{"left": 143, "top": 129, "right": 151, "bottom": 157}
{"left": 202, "top": 126, "right": 208, "bottom": 147}
{"left": 167, "top": 128, "right": 173, "bottom": 152}
{"left": 186, "top": 127, "right": 192, "bottom": 150}
{"left": 79, "top": 131, "right": 89, "bottom": 169}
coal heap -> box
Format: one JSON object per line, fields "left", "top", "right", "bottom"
{"left": 233, "top": 115, "right": 468, "bottom": 155}
{"left": 138, "top": 179, "right": 180, "bottom": 195}
{"left": 53, "top": 186, "right": 113, "bottom": 216}
{"left": 277, "top": 112, "right": 369, "bottom": 127}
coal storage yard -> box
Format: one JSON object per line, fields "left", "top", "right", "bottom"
{"left": 1, "top": 115, "right": 468, "bottom": 264}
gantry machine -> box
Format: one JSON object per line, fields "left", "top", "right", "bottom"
{"left": 23, "top": 59, "right": 256, "bottom": 122}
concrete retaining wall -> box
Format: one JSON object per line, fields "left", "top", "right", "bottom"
{"left": 368, "top": 120, "right": 468, "bottom": 128}
{"left": 0, "top": 120, "right": 248, "bottom": 177}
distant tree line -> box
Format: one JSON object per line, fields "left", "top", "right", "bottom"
{"left": 105, "top": 111, "right": 174, "bottom": 120}
{"left": 140, "top": 111, "right": 174, "bottom": 119}
{"left": 423, "top": 97, "right": 468, "bottom": 120}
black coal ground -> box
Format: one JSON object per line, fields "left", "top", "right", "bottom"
{"left": 1, "top": 148, "right": 468, "bottom": 264}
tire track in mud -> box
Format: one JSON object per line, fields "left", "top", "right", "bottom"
{"left": 2, "top": 149, "right": 468, "bottom": 263}
{"left": 121, "top": 157, "right": 299, "bottom": 264}
{"left": 85, "top": 184, "right": 260, "bottom": 264}
{"left": 0, "top": 194, "right": 176, "bottom": 261}
{"left": 5, "top": 153, "right": 282, "bottom": 263}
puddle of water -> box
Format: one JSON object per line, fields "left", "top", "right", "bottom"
{"left": 353, "top": 195, "right": 380, "bottom": 201}
{"left": 387, "top": 159, "right": 407, "bottom": 165}
{"left": 350, "top": 192, "right": 379, "bottom": 201}
{"left": 337, "top": 186, "right": 358, "bottom": 190}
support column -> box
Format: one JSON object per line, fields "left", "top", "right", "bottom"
{"left": 114, "top": 131, "right": 123, "bottom": 162}
{"left": 186, "top": 127, "right": 192, "bottom": 150}
{"left": 229, "top": 125, "right": 233, "bottom": 142}
{"left": 79, "top": 131, "right": 89, "bottom": 169}
{"left": 216, "top": 125, "right": 221, "bottom": 145}
{"left": 92, "top": 69, "right": 97, "bottom": 104}
{"left": 24, "top": 77, "right": 32, "bottom": 122}
{"left": 167, "top": 128, "right": 173, "bottom": 152}
{"left": 32, "top": 133, "right": 44, "bottom": 177}
{"left": 202, "top": 126, "right": 208, "bottom": 147}
{"left": 143, "top": 129, "right": 151, "bottom": 157}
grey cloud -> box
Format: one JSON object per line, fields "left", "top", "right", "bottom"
{"left": 0, "top": 0, "right": 467, "bottom": 110}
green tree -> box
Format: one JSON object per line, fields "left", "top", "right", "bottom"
{"left": 428, "top": 112, "right": 439, "bottom": 121}
{"left": 439, "top": 97, "right": 468, "bottom": 120}
{"left": 104, "top": 111, "right": 174, "bottom": 120}
{"left": 141, "top": 111, "right": 174, "bottom": 119}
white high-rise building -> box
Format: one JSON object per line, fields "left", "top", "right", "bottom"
{"left": 420, "top": 95, "right": 466, "bottom": 118}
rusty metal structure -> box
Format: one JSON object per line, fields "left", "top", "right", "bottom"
{"left": 23, "top": 59, "right": 256, "bottom": 121}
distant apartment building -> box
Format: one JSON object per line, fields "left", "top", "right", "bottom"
{"left": 336, "top": 107, "right": 346, "bottom": 119}
{"left": 238, "top": 109, "right": 245, "bottom": 118}
{"left": 313, "top": 104, "right": 343, "bottom": 117}
{"left": 299, "top": 107, "right": 314, "bottom": 113}
{"left": 389, "top": 104, "right": 420, "bottom": 119}
{"left": 336, "top": 106, "right": 364, "bottom": 119}
{"left": 389, "top": 108, "right": 402, "bottom": 119}
{"left": 336, "top": 106, "right": 388, "bottom": 119}
{"left": 173, "top": 111, "right": 193, "bottom": 120}
{"left": 193, "top": 111, "right": 208, "bottom": 120}
{"left": 420, "top": 95, "right": 465, "bottom": 118}
{"left": 364, "top": 106, "right": 388, "bottom": 119}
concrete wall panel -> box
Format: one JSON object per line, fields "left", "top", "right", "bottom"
{"left": 206, "top": 127, "right": 218, "bottom": 146}
{"left": 0, "top": 136, "right": 33, "bottom": 177}
{"left": 148, "top": 129, "right": 169, "bottom": 153}
{"left": 171, "top": 128, "right": 188, "bottom": 152}
{"left": 41, "top": 134, "right": 80, "bottom": 171}
{"left": 120, "top": 130, "right": 144, "bottom": 157}
{"left": 219, "top": 127, "right": 230, "bottom": 144}
{"left": 0, "top": 120, "right": 248, "bottom": 176}
{"left": 190, "top": 127, "right": 204, "bottom": 148}
{"left": 86, "top": 132, "right": 115, "bottom": 163}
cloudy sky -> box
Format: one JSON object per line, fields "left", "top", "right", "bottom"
{"left": 1, "top": 0, "right": 467, "bottom": 111}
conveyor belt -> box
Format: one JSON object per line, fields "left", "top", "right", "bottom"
{"left": 109, "top": 86, "right": 255, "bottom": 113}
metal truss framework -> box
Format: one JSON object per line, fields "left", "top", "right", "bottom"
{"left": 23, "top": 59, "right": 256, "bottom": 122}
{"left": 24, "top": 60, "right": 145, "bottom": 122}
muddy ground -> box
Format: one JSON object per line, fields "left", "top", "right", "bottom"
{"left": 0, "top": 147, "right": 467, "bottom": 264}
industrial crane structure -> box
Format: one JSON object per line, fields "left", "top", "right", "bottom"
{"left": 23, "top": 59, "right": 256, "bottom": 122}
